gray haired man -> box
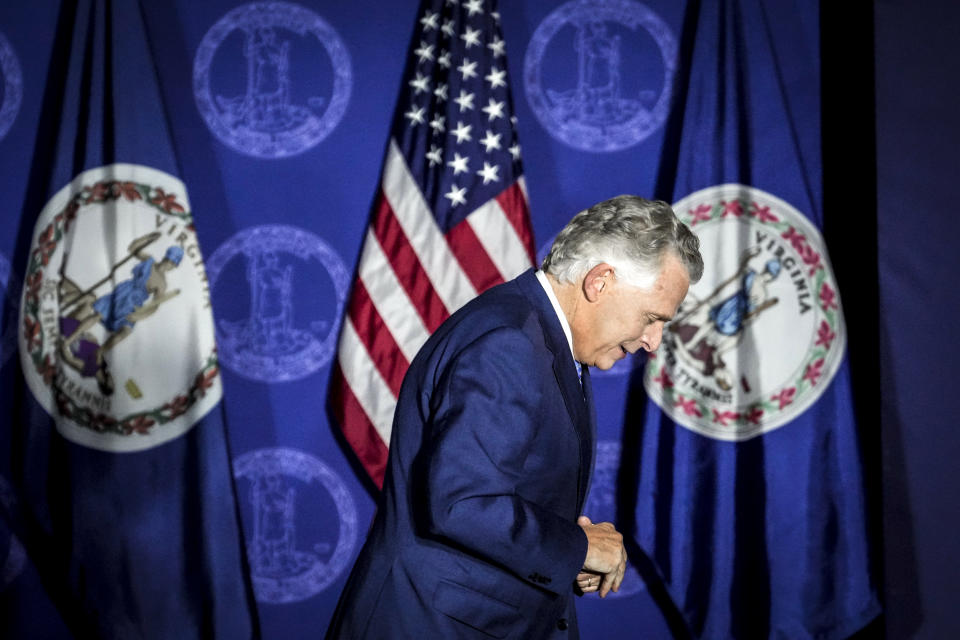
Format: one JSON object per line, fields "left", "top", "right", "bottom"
{"left": 327, "top": 195, "right": 702, "bottom": 639}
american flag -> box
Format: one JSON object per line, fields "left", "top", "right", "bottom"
{"left": 330, "top": 0, "right": 536, "bottom": 487}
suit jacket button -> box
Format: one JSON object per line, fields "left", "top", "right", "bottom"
{"left": 556, "top": 618, "right": 568, "bottom": 631}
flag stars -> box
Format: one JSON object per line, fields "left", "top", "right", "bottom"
{"left": 437, "top": 50, "right": 452, "bottom": 68}
{"left": 404, "top": 105, "right": 426, "bottom": 126}
{"left": 414, "top": 41, "right": 434, "bottom": 64}
{"left": 480, "top": 129, "right": 502, "bottom": 152}
{"left": 482, "top": 98, "right": 505, "bottom": 121}
{"left": 454, "top": 90, "right": 475, "bottom": 112}
{"left": 451, "top": 120, "right": 473, "bottom": 143}
{"left": 426, "top": 144, "right": 443, "bottom": 166}
{"left": 429, "top": 114, "right": 445, "bottom": 135}
{"left": 441, "top": 19, "right": 455, "bottom": 38}
{"left": 434, "top": 83, "right": 449, "bottom": 102}
{"left": 464, "top": 0, "right": 484, "bottom": 17}
{"left": 445, "top": 184, "right": 468, "bottom": 207}
{"left": 457, "top": 58, "right": 478, "bottom": 80}
{"left": 509, "top": 142, "right": 521, "bottom": 160}
{"left": 488, "top": 36, "right": 506, "bottom": 57}
{"left": 447, "top": 152, "right": 469, "bottom": 175}
{"left": 477, "top": 162, "right": 500, "bottom": 184}
{"left": 409, "top": 73, "right": 430, "bottom": 95}
{"left": 485, "top": 67, "right": 507, "bottom": 89}
{"left": 420, "top": 11, "right": 439, "bottom": 31}
{"left": 461, "top": 26, "right": 482, "bottom": 49}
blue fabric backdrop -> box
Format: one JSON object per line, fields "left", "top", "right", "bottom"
{"left": 0, "top": 1, "right": 883, "bottom": 638}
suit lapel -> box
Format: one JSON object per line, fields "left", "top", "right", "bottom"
{"left": 516, "top": 270, "right": 592, "bottom": 509}
{"left": 579, "top": 365, "right": 598, "bottom": 512}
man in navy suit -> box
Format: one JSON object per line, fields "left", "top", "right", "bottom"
{"left": 327, "top": 196, "right": 703, "bottom": 638}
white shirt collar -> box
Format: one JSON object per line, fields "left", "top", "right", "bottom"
{"left": 535, "top": 270, "right": 576, "bottom": 361}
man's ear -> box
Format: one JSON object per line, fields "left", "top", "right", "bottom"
{"left": 582, "top": 263, "right": 614, "bottom": 302}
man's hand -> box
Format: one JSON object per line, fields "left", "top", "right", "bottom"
{"left": 577, "top": 515, "right": 626, "bottom": 597}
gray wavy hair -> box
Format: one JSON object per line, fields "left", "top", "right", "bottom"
{"left": 542, "top": 195, "right": 703, "bottom": 289}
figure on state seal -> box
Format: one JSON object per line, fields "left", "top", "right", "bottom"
{"left": 669, "top": 246, "right": 781, "bottom": 391}
{"left": 58, "top": 232, "right": 184, "bottom": 395}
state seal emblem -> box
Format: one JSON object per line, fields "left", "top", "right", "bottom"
{"left": 18, "top": 164, "right": 222, "bottom": 452}
{"left": 644, "top": 184, "right": 846, "bottom": 440}
{"left": 0, "top": 30, "right": 23, "bottom": 141}
{"left": 524, "top": 0, "right": 676, "bottom": 152}
{"left": 206, "top": 225, "right": 348, "bottom": 382}
{"left": 194, "top": 1, "right": 352, "bottom": 158}
{"left": 234, "top": 447, "right": 358, "bottom": 603}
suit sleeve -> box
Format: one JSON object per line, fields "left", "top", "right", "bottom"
{"left": 419, "top": 327, "right": 588, "bottom": 594}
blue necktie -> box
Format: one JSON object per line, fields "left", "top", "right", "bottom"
{"left": 574, "top": 360, "right": 582, "bottom": 386}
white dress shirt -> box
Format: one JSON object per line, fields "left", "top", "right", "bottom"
{"left": 535, "top": 270, "right": 576, "bottom": 363}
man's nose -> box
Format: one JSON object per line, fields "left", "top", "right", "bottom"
{"left": 641, "top": 324, "right": 664, "bottom": 352}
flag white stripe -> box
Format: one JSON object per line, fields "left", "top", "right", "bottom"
{"left": 338, "top": 319, "right": 396, "bottom": 445}
{"left": 358, "top": 228, "right": 431, "bottom": 362}
{"left": 382, "top": 140, "right": 478, "bottom": 313}
{"left": 517, "top": 175, "right": 529, "bottom": 201}
{"left": 466, "top": 198, "right": 531, "bottom": 282}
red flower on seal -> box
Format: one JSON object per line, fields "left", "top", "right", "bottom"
{"left": 781, "top": 226, "right": 806, "bottom": 251}
{"left": 86, "top": 182, "right": 110, "bottom": 203}
{"left": 782, "top": 227, "right": 823, "bottom": 275}
{"left": 55, "top": 392, "right": 71, "bottom": 417}
{"left": 820, "top": 282, "right": 838, "bottom": 311}
{"left": 24, "top": 271, "right": 43, "bottom": 307}
{"left": 720, "top": 200, "right": 743, "bottom": 218}
{"left": 743, "top": 406, "right": 764, "bottom": 425}
{"left": 124, "top": 415, "right": 156, "bottom": 435}
{"left": 93, "top": 413, "right": 118, "bottom": 433}
{"left": 711, "top": 408, "right": 741, "bottom": 425}
{"left": 689, "top": 203, "right": 712, "bottom": 225}
{"left": 113, "top": 181, "right": 142, "bottom": 201}
{"left": 803, "top": 358, "right": 826, "bottom": 386}
{"left": 37, "top": 224, "right": 57, "bottom": 266}
{"left": 748, "top": 202, "right": 779, "bottom": 223}
{"left": 151, "top": 188, "right": 185, "bottom": 213}
{"left": 23, "top": 316, "right": 41, "bottom": 350}
{"left": 771, "top": 387, "right": 796, "bottom": 409}
{"left": 653, "top": 366, "right": 674, "bottom": 389}
{"left": 164, "top": 394, "right": 191, "bottom": 419}
{"left": 193, "top": 366, "right": 219, "bottom": 397}
{"left": 64, "top": 200, "right": 80, "bottom": 224}
{"left": 675, "top": 395, "right": 702, "bottom": 417}
{"left": 815, "top": 321, "right": 836, "bottom": 349}
{"left": 798, "top": 244, "right": 822, "bottom": 275}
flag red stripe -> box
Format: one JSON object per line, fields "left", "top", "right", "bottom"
{"left": 371, "top": 192, "right": 450, "bottom": 333}
{"left": 446, "top": 218, "right": 505, "bottom": 294}
{"left": 346, "top": 280, "right": 409, "bottom": 396}
{"left": 495, "top": 183, "right": 537, "bottom": 266}
{"left": 330, "top": 363, "right": 388, "bottom": 488}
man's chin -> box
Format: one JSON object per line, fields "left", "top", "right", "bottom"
{"left": 594, "top": 356, "right": 620, "bottom": 371}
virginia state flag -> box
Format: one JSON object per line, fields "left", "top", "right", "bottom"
{"left": 3, "top": 1, "right": 257, "bottom": 636}
{"left": 632, "top": 1, "right": 881, "bottom": 638}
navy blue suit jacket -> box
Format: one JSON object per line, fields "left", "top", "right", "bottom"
{"left": 327, "top": 269, "right": 597, "bottom": 639}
